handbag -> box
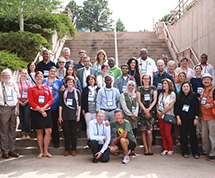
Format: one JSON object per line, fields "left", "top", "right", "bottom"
{"left": 163, "top": 114, "right": 176, "bottom": 125}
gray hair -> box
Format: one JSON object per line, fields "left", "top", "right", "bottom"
{"left": 167, "top": 60, "right": 176, "bottom": 67}
{"left": 63, "top": 47, "right": 70, "bottom": 55}
{"left": 58, "top": 57, "right": 66, "bottom": 63}
{"left": 1, "top": 68, "right": 12, "bottom": 77}
{"left": 140, "top": 48, "right": 148, "bottom": 53}
{"left": 97, "top": 110, "right": 105, "bottom": 115}
{"left": 162, "top": 54, "right": 168, "bottom": 58}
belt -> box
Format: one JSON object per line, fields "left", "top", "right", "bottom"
{"left": 101, "top": 108, "right": 116, "bottom": 112}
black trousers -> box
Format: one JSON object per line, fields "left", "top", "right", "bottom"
{"left": 180, "top": 119, "right": 199, "bottom": 155}
{"left": 51, "top": 109, "right": 59, "bottom": 145}
{"left": 63, "top": 120, "right": 78, "bottom": 151}
{"left": 88, "top": 140, "right": 110, "bottom": 162}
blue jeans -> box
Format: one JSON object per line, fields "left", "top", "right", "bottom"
{"left": 19, "top": 103, "right": 31, "bottom": 134}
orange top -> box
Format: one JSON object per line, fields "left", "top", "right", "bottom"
{"left": 200, "top": 86, "right": 215, "bottom": 121}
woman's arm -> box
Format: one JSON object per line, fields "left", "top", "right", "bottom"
{"left": 136, "top": 90, "right": 146, "bottom": 111}
{"left": 120, "top": 94, "right": 132, "bottom": 116}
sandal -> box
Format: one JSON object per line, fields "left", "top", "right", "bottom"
{"left": 37, "top": 153, "right": 43, "bottom": 159}
{"left": 183, "top": 154, "right": 189, "bottom": 158}
{"left": 194, "top": 154, "right": 200, "bottom": 159}
{"left": 44, "top": 153, "right": 53, "bottom": 158}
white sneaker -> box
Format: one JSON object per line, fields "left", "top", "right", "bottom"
{"left": 167, "top": 151, "right": 174, "bottom": 156}
{"left": 161, "top": 150, "right": 168, "bottom": 156}
{"left": 122, "top": 156, "right": 130, "bottom": 164}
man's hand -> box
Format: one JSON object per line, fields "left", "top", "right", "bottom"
{"left": 95, "top": 152, "right": 102, "bottom": 159}
{"left": 204, "top": 104, "right": 212, "bottom": 109}
{"left": 103, "top": 136, "right": 107, "bottom": 141}
{"left": 112, "top": 138, "right": 118, "bottom": 145}
{"left": 105, "top": 120, "right": 110, "bottom": 127}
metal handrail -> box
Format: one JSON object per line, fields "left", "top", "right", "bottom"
{"left": 166, "top": 0, "right": 200, "bottom": 26}
{"left": 162, "top": 22, "right": 199, "bottom": 67}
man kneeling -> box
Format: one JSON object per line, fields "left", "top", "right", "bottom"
{"left": 110, "top": 109, "right": 137, "bottom": 164}
{"left": 88, "top": 110, "right": 110, "bottom": 163}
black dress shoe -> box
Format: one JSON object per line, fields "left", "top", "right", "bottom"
{"left": 9, "top": 152, "right": 19, "bottom": 157}
{"left": 92, "top": 157, "right": 98, "bottom": 163}
{"left": 2, "top": 153, "right": 9, "bottom": 159}
{"left": 54, "top": 143, "right": 60, "bottom": 148}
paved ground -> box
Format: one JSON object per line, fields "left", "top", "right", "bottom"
{"left": 0, "top": 152, "right": 214, "bottom": 178}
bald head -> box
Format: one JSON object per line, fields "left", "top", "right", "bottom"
{"left": 157, "top": 59, "right": 165, "bottom": 73}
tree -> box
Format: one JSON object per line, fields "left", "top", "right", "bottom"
{"left": 116, "top": 18, "right": 126, "bottom": 32}
{"left": 78, "top": 0, "right": 114, "bottom": 32}
{"left": 66, "top": 0, "right": 79, "bottom": 22}
{"left": 0, "top": 0, "right": 61, "bottom": 31}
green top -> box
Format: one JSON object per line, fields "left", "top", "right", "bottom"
{"left": 110, "top": 119, "right": 137, "bottom": 144}
{"left": 110, "top": 66, "right": 122, "bottom": 79}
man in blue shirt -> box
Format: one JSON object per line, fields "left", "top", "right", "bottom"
{"left": 88, "top": 110, "right": 111, "bottom": 163}
{"left": 37, "top": 49, "right": 56, "bottom": 78}
{"left": 96, "top": 75, "right": 120, "bottom": 142}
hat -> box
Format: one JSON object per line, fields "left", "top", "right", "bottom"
{"left": 202, "top": 73, "right": 213, "bottom": 80}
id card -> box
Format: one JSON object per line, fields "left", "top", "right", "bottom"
{"left": 67, "top": 98, "right": 73, "bottom": 106}
{"left": 201, "top": 98, "right": 207, "bottom": 105}
{"left": 158, "top": 104, "right": 164, "bottom": 112}
{"left": 157, "top": 83, "right": 162, "bottom": 90}
{"left": 131, "top": 106, "right": 136, "bottom": 113}
{"left": 22, "top": 92, "right": 28, "bottom": 99}
{"left": 144, "top": 94, "right": 150, "bottom": 101}
{"left": 88, "top": 95, "right": 94, "bottom": 102}
{"left": 107, "top": 101, "right": 113, "bottom": 106}
{"left": 38, "top": 95, "right": 45, "bottom": 104}
{"left": 182, "top": 104, "right": 190, "bottom": 112}
{"left": 7, "top": 95, "right": 13, "bottom": 101}
{"left": 43, "top": 70, "right": 49, "bottom": 77}
{"left": 197, "top": 87, "right": 203, "bottom": 94}
{"left": 122, "top": 86, "right": 126, "bottom": 92}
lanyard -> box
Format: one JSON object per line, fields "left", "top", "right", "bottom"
{"left": 104, "top": 88, "right": 114, "bottom": 101}
{"left": 36, "top": 85, "right": 46, "bottom": 97}
{"left": 2, "top": 81, "right": 13, "bottom": 97}
{"left": 139, "top": 59, "right": 148, "bottom": 72}
{"left": 202, "top": 86, "right": 213, "bottom": 99}
{"left": 20, "top": 80, "right": 29, "bottom": 93}
{"left": 129, "top": 70, "right": 136, "bottom": 77}
{"left": 96, "top": 122, "right": 105, "bottom": 136}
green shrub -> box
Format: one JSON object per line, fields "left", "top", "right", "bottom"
{"left": 0, "top": 50, "right": 27, "bottom": 71}
{"left": 0, "top": 31, "right": 50, "bottom": 62}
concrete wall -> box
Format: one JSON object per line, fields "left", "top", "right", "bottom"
{"left": 168, "top": 0, "right": 215, "bottom": 66}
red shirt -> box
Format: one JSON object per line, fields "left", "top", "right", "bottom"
{"left": 28, "top": 85, "right": 53, "bottom": 110}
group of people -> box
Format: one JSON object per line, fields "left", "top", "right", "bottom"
{"left": 0, "top": 47, "right": 215, "bottom": 164}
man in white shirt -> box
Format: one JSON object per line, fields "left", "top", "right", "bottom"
{"left": 137, "top": 48, "right": 157, "bottom": 83}
{"left": 0, "top": 69, "right": 20, "bottom": 159}
{"left": 77, "top": 56, "right": 97, "bottom": 89}
{"left": 88, "top": 110, "right": 110, "bottom": 163}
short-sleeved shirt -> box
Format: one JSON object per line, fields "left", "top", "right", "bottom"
{"left": 43, "top": 79, "right": 63, "bottom": 111}
{"left": 158, "top": 91, "right": 176, "bottom": 116}
{"left": 37, "top": 60, "right": 56, "bottom": 77}
{"left": 110, "top": 119, "right": 137, "bottom": 144}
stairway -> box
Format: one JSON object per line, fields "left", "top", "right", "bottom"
{"left": 64, "top": 32, "right": 172, "bottom": 66}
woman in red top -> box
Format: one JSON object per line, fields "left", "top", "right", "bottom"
{"left": 28, "top": 71, "right": 53, "bottom": 158}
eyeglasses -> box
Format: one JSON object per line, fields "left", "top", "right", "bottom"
{"left": 58, "top": 61, "right": 65, "bottom": 63}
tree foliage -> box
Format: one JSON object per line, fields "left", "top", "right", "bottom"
{"left": 0, "top": 0, "right": 61, "bottom": 31}
{"left": 116, "top": 18, "right": 126, "bottom": 32}
{"left": 0, "top": 50, "right": 27, "bottom": 71}
{"left": 67, "top": 0, "right": 113, "bottom": 32}
{"left": 0, "top": 31, "right": 50, "bottom": 62}
{"left": 66, "top": 0, "right": 79, "bottom": 22}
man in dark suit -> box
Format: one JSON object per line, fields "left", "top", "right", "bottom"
{"left": 77, "top": 56, "right": 97, "bottom": 89}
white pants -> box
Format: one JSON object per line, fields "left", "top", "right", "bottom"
{"left": 85, "top": 113, "right": 96, "bottom": 139}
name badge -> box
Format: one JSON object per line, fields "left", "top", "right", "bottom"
{"left": 67, "top": 98, "right": 73, "bottom": 106}
{"left": 107, "top": 101, "right": 113, "bottom": 106}
{"left": 131, "top": 106, "right": 136, "bottom": 113}
{"left": 97, "top": 68, "right": 102, "bottom": 74}
{"left": 22, "top": 92, "right": 28, "bottom": 99}
{"left": 7, "top": 95, "right": 13, "bottom": 101}
{"left": 201, "top": 97, "right": 207, "bottom": 105}
{"left": 157, "top": 83, "right": 162, "bottom": 89}
{"left": 122, "top": 86, "right": 126, "bottom": 92}
{"left": 141, "top": 68, "right": 147, "bottom": 74}
{"left": 182, "top": 104, "right": 190, "bottom": 112}
{"left": 38, "top": 95, "right": 45, "bottom": 104}
{"left": 144, "top": 94, "right": 150, "bottom": 101}
{"left": 44, "top": 70, "right": 49, "bottom": 77}
{"left": 88, "top": 95, "right": 94, "bottom": 102}
{"left": 158, "top": 104, "right": 164, "bottom": 112}
{"left": 197, "top": 87, "right": 203, "bottom": 94}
